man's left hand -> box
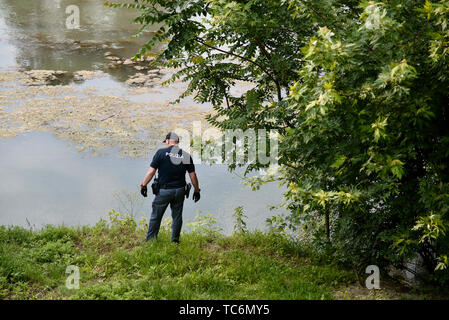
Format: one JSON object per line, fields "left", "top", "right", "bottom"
{"left": 193, "top": 190, "right": 200, "bottom": 202}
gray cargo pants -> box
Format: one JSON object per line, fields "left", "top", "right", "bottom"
{"left": 145, "top": 187, "right": 185, "bottom": 243}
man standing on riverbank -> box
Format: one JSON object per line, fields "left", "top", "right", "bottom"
{"left": 140, "top": 132, "right": 201, "bottom": 243}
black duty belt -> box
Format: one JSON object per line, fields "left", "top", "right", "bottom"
{"left": 160, "top": 184, "right": 185, "bottom": 189}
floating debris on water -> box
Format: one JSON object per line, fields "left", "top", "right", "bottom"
{"left": 0, "top": 70, "right": 210, "bottom": 159}
{"left": 73, "top": 70, "right": 104, "bottom": 81}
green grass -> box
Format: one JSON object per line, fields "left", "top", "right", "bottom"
{"left": 0, "top": 212, "right": 358, "bottom": 300}
{"left": 1, "top": 212, "right": 445, "bottom": 300}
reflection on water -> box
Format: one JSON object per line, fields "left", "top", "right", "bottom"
{"left": 0, "top": 132, "right": 286, "bottom": 233}
{"left": 0, "top": 0, "right": 287, "bottom": 231}
{"left": 0, "top": 0, "right": 159, "bottom": 76}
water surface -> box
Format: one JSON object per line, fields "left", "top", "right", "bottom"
{"left": 0, "top": 0, "right": 287, "bottom": 233}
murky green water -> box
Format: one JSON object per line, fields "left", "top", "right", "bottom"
{"left": 0, "top": 0, "right": 155, "bottom": 73}
{"left": 0, "top": 0, "right": 286, "bottom": 233}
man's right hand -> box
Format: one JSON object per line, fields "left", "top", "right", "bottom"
{"left": 193, "top": 190, "right": 200, "bottom": 202}
{"left": 140, "top": 185, "right": 148, "bottom": 197}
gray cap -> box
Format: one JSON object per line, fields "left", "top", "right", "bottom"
{"left": 163, "top": 132, "right": 179, "bottom": 142}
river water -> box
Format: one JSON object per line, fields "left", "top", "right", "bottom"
{"left": 0, "top": 0, "right": 286, "bottom": 233}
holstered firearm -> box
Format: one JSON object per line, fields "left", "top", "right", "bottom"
{"left": 185, "top": 183, "right": 192, "bottom": 199}
{"left": 151, "top": 177, "right": 160, "bottom": 195}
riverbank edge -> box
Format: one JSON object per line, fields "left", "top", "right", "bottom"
{"left": 0, "top": 212, "right": 446, "bottom": 300}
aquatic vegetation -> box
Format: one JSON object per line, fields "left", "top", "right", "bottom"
{"left": 73, "top": 71, "right": 103, "bottom": 81}
{"left": 21, "top": 70, "right": 67, "bottom": 86}
{"left": 0, "top": 71, "right": 209, "bottom": 159}
{"left": 0, "top": 71, "right": 23, "bottom": 83}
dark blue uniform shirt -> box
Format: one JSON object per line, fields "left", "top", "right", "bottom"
{"left": 150, "top": 145, "right": 195, "bottom": 188}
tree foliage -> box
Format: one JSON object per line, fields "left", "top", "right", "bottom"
{"left": 282, "top": 0, "right": 449, "bottom": 284}
{"left": 108, "top": 0, "right": 449, "bottom": 285}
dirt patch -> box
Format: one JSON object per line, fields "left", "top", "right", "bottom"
{"left": 333, "top": 280, "right": 441, "bottom": 300}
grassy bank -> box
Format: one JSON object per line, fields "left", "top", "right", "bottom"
{"left": 0, "top": 212, "right": 441, "bottom": 300}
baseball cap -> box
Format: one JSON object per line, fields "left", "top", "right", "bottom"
{"left": 163, "top": 132, "right": 179, "bottom": 142}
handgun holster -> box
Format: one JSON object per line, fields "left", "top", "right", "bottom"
{"left": 185, "top": 183, "right": 192, "bottom": 199}
{"left": 151, "top": 177, "right": 160, "bottom": 195}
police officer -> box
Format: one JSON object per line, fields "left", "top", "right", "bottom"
{"left": 140, "top": 132, "right": 200, "bottom": 243}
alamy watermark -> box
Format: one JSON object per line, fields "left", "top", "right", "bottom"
{"left": 66, "top": 5, "right": 80, "bottom": 30}
{"left": 170, "top": 121, "right": 279, "bottom": 168}
{"left": 365, "top": 265, "right": 380, "bottom": 289}
{"left": 65, "top": 265, "right": 80, "bottom": 290}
